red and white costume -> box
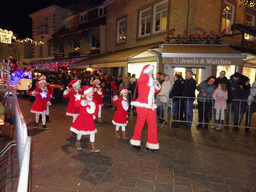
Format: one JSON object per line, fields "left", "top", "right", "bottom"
{"left": 130, "top": 65, "right": 161, "bottom": 150}
{"left": 30, "top": 87, "right": 51, "bottom": 114}
{"left": 92, "top": 79, "right": 104, "bottom": 118}
{"left": 70, "top": 87, "right": 99, "bottom": 136}
{"left": 112, "top": 95, "right": 129, "bottom": 126}
{"left": 38, "top": 76, "right": 53, "bottom": 116}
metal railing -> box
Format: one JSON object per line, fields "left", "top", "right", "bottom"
{"left": 169, "top": 96, "right": 256, "bottom": 130}
{"left": 0, "top": 61, "right": 31, "bottom": 192}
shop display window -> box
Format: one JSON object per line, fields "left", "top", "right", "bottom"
{"left": 243, "top": 67, "right": 256, "bottom": 85}
{"left": 216, "top": 65, "right": 235, "bottom": 79}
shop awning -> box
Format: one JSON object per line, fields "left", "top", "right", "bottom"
{"left": 70, "top": 44, "right": 159, "bottom": 69}
{"left": 231, "top": 24, "right": 256, "bottom": 37}
{"left": 162, "top": 44, "right": 246, "bottom": 65}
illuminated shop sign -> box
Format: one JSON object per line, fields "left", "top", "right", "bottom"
{"left": 172, "top": 58, "right": 233, "bottom": 65}
{"left": 0, "top": 29, "right": 13, "bottom": 44}
{"left": 165, "top": 29, "right": 226, "bottom": 44}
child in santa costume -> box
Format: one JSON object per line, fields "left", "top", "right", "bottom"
{"left": 38, "top": 75, "right": 54, "bottom": 122}
{"left": 112, "top": 87, "right": 129, "bottom": 140}
{"left": 30, "top": 79, "right": 51, "bottom": 130}
{"left": 92, "top": 79, "right": 104, "bottom": 123}
{"left": 130, "top": 64, "right": 161, "bottom": 151}
{"left": 70, "top": 86, "right": 100, "bottom": 152}
{"left": 63, "top": 79, "right": 83, "bottom": 123}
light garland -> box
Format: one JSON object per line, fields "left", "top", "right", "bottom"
{"left": 242, "top": 0, "right": 256, "bottom": 8}
{"left": 12, "top": 36, "right": 44, "bottom": 46}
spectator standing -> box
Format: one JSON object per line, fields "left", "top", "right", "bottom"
{"left": 128, "top": 77, "right": 138, "bottom": 112}
{"left": 182, "top": 70, "right": 197, "bottom": 128}
{"left": 212, "top": 82, "right": 228, "bottom": 130}
{"left": 92, "top": 79, "right": 104, "bottom": 123}
{"left": 245, "top": 81, "right": 256, "bottom": 132}
{"left": 196, "top": 76, "right": 216, "bottom": 129}
{"left": 169, "top": 74, "right": 184, "bottom": 127}
{"left": 157, "top": 75, "right": 172, "bottom": 119}
{"left": 159, "top": 73, "right": 166, "bottom": 85}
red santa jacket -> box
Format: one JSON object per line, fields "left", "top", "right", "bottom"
{"left": 63, "top": 89, "right": 83, "bottom": 115}
{"left": 93, "top": 85, "right": 104, "bottom": 105}
{"left": 30, "top": 88, "right": 51, "bottom": 113}
{"left": 112, "top": 97, "right": 129, "bottom": 125}
{"left": 131, "top": 74, "right": 161, "bottom": 110}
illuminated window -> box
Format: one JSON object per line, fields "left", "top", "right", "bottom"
{"left": 72, "top": 41, "right": 80, "bottom": 51}
{"left": 117, "top": 18, "right": 126, "bottom": 43}
{"left": 153, "top": 0, "right": 168, "bottom": 33}
{"left": 139, "top": 7, "right": 152, "bottom": 37}
{"left": 221, "top": 1, "right": 235, "bottom": 34}
{"left": 245, "top": 13, "right": 255, "bottom": 40}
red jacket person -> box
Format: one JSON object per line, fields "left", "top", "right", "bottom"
{"left": 130, "top": 64, "right": 161, "bottom": 151}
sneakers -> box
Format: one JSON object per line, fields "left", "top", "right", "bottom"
{"left": 215, "top": 124, "right": 222, "bottom": 131}
{"left": 42, "top": 125, "right": 49, "bottom": 130}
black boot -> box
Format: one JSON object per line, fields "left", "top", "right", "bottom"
{"left": 245, "top": 128, "right": 250, "bottom": 133}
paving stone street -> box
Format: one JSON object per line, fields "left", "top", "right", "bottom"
{"left": 2, "top": 97, "right": 256, "bottom": 192}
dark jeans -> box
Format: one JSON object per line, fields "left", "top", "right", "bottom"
{"left": 245, "top": 102, "right": 256, "bottom": 127}
{"left": 183, "top": 98, "right": 194, "bottom": 126}
{"left": 226, "top": 101, "right": 240, "bottom": 126}
{"left": 198, "top": 100, "right": 213, "bottom": 124}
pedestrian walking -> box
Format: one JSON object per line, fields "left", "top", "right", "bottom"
{"left": 92, "top": 79, "right": 104, "bottom": 123}
{"left": 70, "top": 86, "right": 100, "bottom": 152}
{"left": 30, "top": 79, "right": 51, "bottom": 130}
{"left": 212, "top": 82, "right": 228, "bottom": 130}
{"left": 130, "top": 64, "right": 161, "bottom": 151}
{"left": 63, "top": 79, "right": 83, "bottom": 123}
{"left": 112, "top": 88, "right": 129, "bottom": 140}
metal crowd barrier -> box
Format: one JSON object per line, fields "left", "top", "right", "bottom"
{"left": 0, "top": 88, "right": 31, "bottom": 191}
{"left": 155, "top": 95, "right": 170, "bottom": 128}
{"left": 169, "top": 96, "right": 256, "bottom": 130}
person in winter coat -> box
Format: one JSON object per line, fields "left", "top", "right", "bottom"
{"left": 182, "top": 70, "right": 197, "bottom": 128}
{"left": 169, "top": 74, "right": 184, "bottom": 127}
{"left": 196, "top": 76, "right": 216, "bottom": 129}
{"left": 112, "top": 88, "right": 129, "bottom": 140}
{"left": 212, "top": 82, "right": 228, "bottom": 130}
{"left": 70, "top": 86, "right": 100, "bottom": 152}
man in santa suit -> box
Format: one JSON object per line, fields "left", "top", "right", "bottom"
{"left": 130, "top": 64, "right": 161, "bottom": 151}
{"left": 38, "top": 75, "right": 54, "bottom": 122}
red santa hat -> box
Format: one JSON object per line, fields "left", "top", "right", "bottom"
{"left": 83, "top": 86, "right": 93, "bottom": 95}
{"left": 39, "top": 75, "right": 47, "bottom": 81}
{"left": 68, "top": 79, "right": 81, "bottom": 88}
{"left": 142, "top": 64, "right": 154, "bottom": 75}
{"left": 120, "top": 87, "right": 128, "bottom": 95}
{"left": 36, "top": 80, "right": 46, "bottom": 87}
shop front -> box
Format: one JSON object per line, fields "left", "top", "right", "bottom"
{"left": 161, "top": 44, "right": 246, "bottom": 85}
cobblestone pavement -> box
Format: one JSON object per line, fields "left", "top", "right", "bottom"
{"left": 15, "top": 98, "right": 256, "bottom": 191}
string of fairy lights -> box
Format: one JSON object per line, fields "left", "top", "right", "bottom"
{"left": 243, "top": 0, "right": 256, "bottom": 7}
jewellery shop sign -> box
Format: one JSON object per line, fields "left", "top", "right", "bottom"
{"left": 171, "top": 58, "right": 235, "bottom": 65}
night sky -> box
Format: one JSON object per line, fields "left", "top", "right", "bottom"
{"left": 1, "top": 0, "right": 101, "bottom": 39}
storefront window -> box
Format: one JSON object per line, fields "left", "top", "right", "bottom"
{"left": 173, "top": 67, "right": 203, "bottom": 85}
{"left": 117, "top": 18, "right": 126, "bottom": 42}
{"left": 128, "top": 62, "right": 156, "bottom": 79}
{"left": 243, "top": 67, "right": 256, "bottom": 85}
{"left": 216, "top": 65, "right": 235, "bottom": 79}
{"left": 221, "top": 1, "right": 234, "bottom": 34}
{"left": 245, "top": 13, "right": 255, "bottom": 40}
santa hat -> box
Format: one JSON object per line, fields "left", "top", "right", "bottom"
{"left": 83, "top": 86, "right": 93, "bottom": 95}
{"left": 39, "top": 75, "right": 47, "bottom": 81}
{"left": 93, "top": 79, "right": 100, "bottom": 85}
{"left": 36, "top": 80, "right": 46, "bottom": 87}
{"left": 142, "top": 64, "right": 154, "bottom": 74}
{"left": 120, "top": 87, "right": 128, "bottom": 95}
{"left": 68, "top": 79, "right": 81, "bottom": 88}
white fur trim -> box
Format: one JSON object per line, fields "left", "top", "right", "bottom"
{"left": 30, "top": 110, "right": 46, "bottom": 114}
{"left": 131, "top": 101, "right": 157, "bottom": 109}
{"left": 120, "top": 89, "right": 128, "bottom": 95}
{"left": 112, "top": 120, "right": 128, "bottom": 126}
{"left": 84, "top": 87, "right": 93, "bottom": 95}
{"left": 130, "top": 139, "right": 141, "bottom": 146}
{"left": 122, "top": 100, "right": 129, "bottom": 111}
{"left": 66, "top": 112, "right": 79, "bottom": 116}
{"left": 63, "top": 90, "right": 69, "bottom": 95}
{"left": 86, "top": 102, "right": 96, "bottom": 114}
{"left": 70, "top": 127, "right": 97, "bottom": 135}
{"left": 72, "top": 80, "right": 81, "bottom": 87}
{"left": 143, "top": 65, "right": 154, "bottom": 74}
{"left": 146, "top": 142, "right": 159, "bottom": 150}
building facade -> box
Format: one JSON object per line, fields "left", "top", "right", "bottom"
{"left": 72, "top": 0, "right": 256, "bottom": 84}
